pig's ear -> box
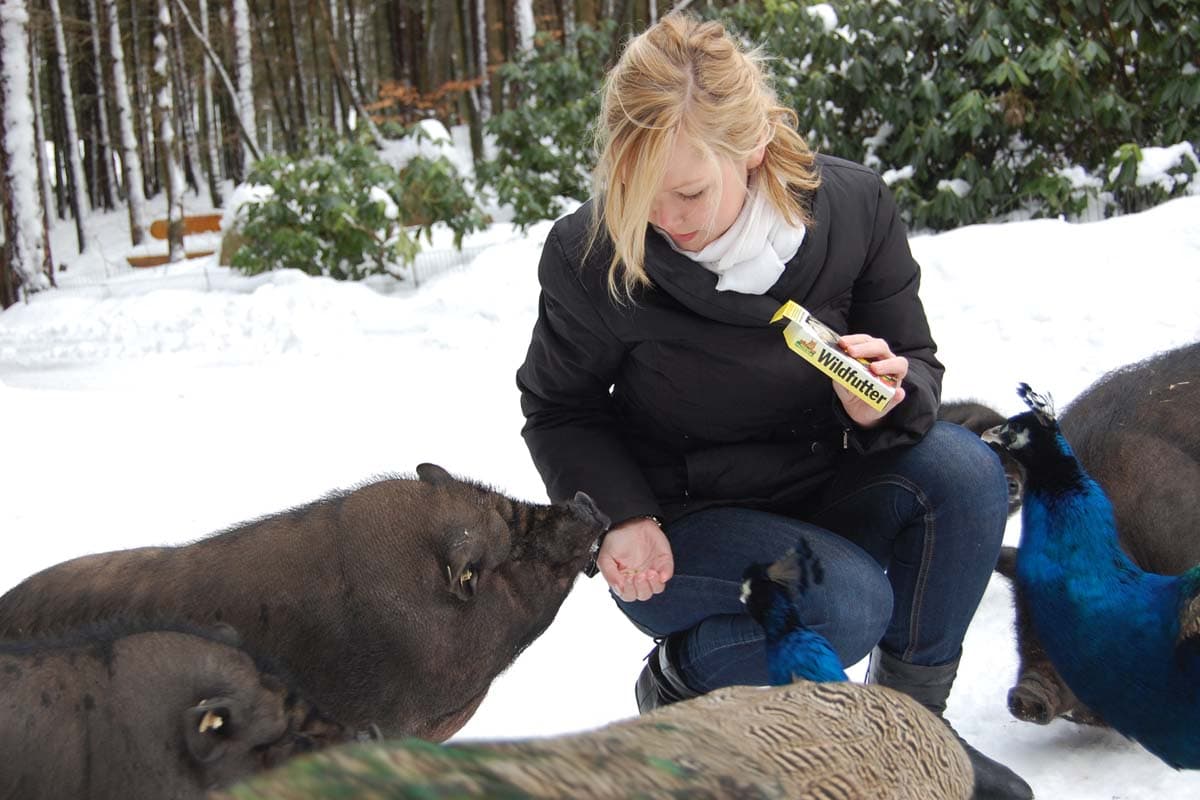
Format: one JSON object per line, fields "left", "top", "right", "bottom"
{"left": 417, "top": 463, "right": 455, "bottom": 485}
{"left": 446, "top": 544, "right": 482, "bottom": 599}
{"left": 441, "top": 514, "right": 508, "bottom": 601}
{"left": 444, "top": 535, "right": 484, "bottom": 601}
{"left": 182, "top": 698, "right": 237, "bottom": 764}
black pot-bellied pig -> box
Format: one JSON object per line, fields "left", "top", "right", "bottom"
{"left": 0, "top": 463, "right": 609, "bottom": 741}
{"left": 974, "top": 343, "right": 1200, "bottom": 726}
{"left": 0, "top": 620, "right": 345, "bottom": 800}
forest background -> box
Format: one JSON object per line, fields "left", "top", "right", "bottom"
{"left": 1, "top": 0, "right": 1198, "bottom": 305}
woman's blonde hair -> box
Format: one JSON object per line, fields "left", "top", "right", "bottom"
{"left": 591, "top": 12, "right": 820, "bottom": 299}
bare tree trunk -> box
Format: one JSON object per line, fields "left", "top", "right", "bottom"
{"left": 46, "top": 45, "right": 68, "bottom": 219}
{"left": 213, "top": 89, "right": 229, "bottom": 178}
{"left": 74, "top": 0, "right": 101, "bottom": 211}
{"left": 105, "top": 0, "right": 147, "bottom": 243}
{"left": 247, "top": 0, "right": 296, "bottom": 154}
{"left": 171, "top": 0, "right": 262, "bottom": 163}
{"left": 34, "top": 11, "right": 55, "bottom": 283}
{"left": 47, "top": 0, "right": 91, "bottom": 252}
{"left": 199, "top": 0, "right": 223, "bottom": 206}
{"left": 327, "top": 0, "right": 343, "bottom": 134}
{"left": 456, "top": 0, "right": 483, "bottom": 162}
{"left": 86, "top": 0, "right": 119, "bottom": 209}
{"left": 559, "top": 0, "right": 576, "bottom": 44}
{"left": 167, "top": 1, "right": 202, "bottom": 195}
{"left": 344, "top": 0, "right": 365, "bottom": 100}
{"left": 514, "top": 0, "right": 534, "bottom": 55}
{"left": 426, "top": 0, "right": 453, "bottom": 92}
{"left": 30, "top": 30, "right": 56, "bottom": 229}
{"left": 384, "top": 0, "right": 404, "bottom": 82}
{"left": 1, "top": 0, "right": 53, "bottom": 306}
{"left": 284, "top": 0, "right": 310, "bottom": 140}
{"left": 405, "top": 2, "right": 423, "bottom": 89}
{"left": 155, "top": 0, "right": 185, "bottom": 262}
{"left": 129, "top": 1, "right": 158, "bottom": 198}
{"left": 577, "top": 0, "right": 597, "bottom": 27}
{"left": 306, "top": 5, "right": 326, "bottom": 127}
{"left": 472, "top": 0, "right": 490, "bottom": 120}
{"left": 316, "top": 0, "right": 382, "bottom": 146}
{"left": 231, "top": 0, "right": 258, "bottom": 165}
{"left": 485, "top": 0, "right": 505, "bottom": 110}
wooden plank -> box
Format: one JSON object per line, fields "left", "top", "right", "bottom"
{"left": 126, "top": 250, "right": 216, "bottom": 268}
{"left": 149, "top": 213, "right": 223, "bottom": 240}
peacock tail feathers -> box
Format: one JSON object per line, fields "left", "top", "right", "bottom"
{"left": 218, "top": 683, "right": 973, "bottom": 800}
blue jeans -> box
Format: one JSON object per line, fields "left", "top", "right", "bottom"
{"left": 615, "top": 421, "right": 1008, "bottom": 693}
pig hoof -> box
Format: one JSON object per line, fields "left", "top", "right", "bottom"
{"left": 1007, "top": 686, "right": 1055, "bottom": 725}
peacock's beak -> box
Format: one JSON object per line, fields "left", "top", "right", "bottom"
{"left": 981, "top": 425, "right": 1004, "bottom": 446}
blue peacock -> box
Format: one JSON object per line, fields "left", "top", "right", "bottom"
{"left": 984, "top": 383, "right": 1200, "bottom": 769}
{"left": 740, "top": 539, "right": 849, "bottom": 685}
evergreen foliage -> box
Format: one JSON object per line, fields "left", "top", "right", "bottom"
{"left": 483, "top": 5, "right": 1198, "bottom": 230}
{"left": 231, "top": 130, "right": 487, "bottom": 280}
{"left": 724, "top": 0, "right": 1198, "bottom": 228}
{"left": 477, "top": 24, "right": 616, "bottom": 228}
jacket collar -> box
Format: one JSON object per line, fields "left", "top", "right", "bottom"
{"left": 643, "top": 184, "right": 829, "bottom": 327}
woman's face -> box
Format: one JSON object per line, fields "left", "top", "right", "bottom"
{"left": 649, "top": 135, "right": 761, "bottom": 252}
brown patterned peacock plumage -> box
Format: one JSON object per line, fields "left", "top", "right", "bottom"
{"left": 217, "top": 673, "right": 972, "bottom": 799}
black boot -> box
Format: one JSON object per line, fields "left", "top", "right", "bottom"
{"left": 635, "top": 633, "right": 701, "bottom": 714}
{"left": 868, "top": 647, "right": 1034, "bottom": 800}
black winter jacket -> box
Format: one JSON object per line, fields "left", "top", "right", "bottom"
{"left": 517, "top": 155, "right": 943, "bottom": 526}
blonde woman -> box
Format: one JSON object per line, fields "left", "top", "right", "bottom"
{"left": 517, "top": 14, "right": 1030, "bottom": 799}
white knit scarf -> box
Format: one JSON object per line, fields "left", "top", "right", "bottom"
{"left": 660, "top": 176, "right": 806, "bottom": 295}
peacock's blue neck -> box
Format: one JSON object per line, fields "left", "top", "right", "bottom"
{"left": 768, "top": 627, "right": 848, "bottom": 684}
{"left": 763, "top": 595, "right": 848, "bottom": 684}
{"left": 1023, "top": 484, "right": 1135, "bottom": 568}
{"left": 1019, "top": 432, "right": 1142, "bottom": 578}
{"left": 1018, "top": 448, "right": 1180, "bottom": 690}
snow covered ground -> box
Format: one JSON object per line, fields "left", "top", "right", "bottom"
{"left": 2, "top": 190, "right": 1199, "bottom": 798}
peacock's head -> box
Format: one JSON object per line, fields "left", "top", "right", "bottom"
{"left": 740, "top": 540, "right": 825, "bottom": 625}
{"left": 981, "top": 383, "right": 1066, "bottom": 469}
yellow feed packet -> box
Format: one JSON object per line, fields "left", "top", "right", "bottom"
{"left": 771, "top": 300, "right": 898, "bottom": 412}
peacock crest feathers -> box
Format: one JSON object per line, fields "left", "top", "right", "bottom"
{"left": 764, "top": 539, "right": 825, "bottom": 595}
{"left": 983, "top": 384, "right": 1083, "bottom": 491}
{"left": 1016, "top": 382, "right": 1056, "bottom": 426}
{"left": 740, "top": 541, "right": 824, "bottom": 630}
